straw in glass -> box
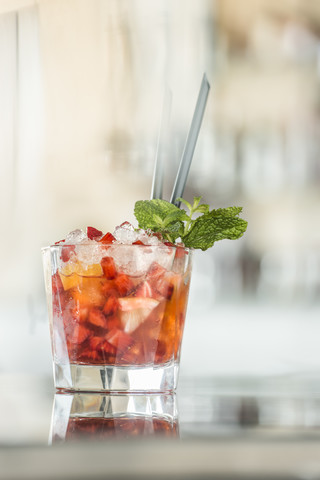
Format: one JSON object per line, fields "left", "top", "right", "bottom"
{"left": 170, "top": 73, "right": 210, "bottom": 207}
{"left": 151, "top": 86, "right": 172, "bottom": 199}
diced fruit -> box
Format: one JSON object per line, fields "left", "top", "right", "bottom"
{"left": 105, "top": 314, "right": 121, "bottom": 331}
{"left": 118, "top": 297, "right": 159, "bottom": 333}
{"left": 87, "top": 226, "right": 103, "bottom": 240}
{"left": 164, "top": 241, "right": 175, "bottom": 247}
{"left": 68, "top": 325, "right": 90, "bottom": 344}
{"left": 72, "top": 305, "right": 88, "bottom": 323}
{"left": 115, "top": 274, "right": 134, "bottom": 296}
{"left": 103, "top": 295, "right": 119, "bottom": 316}
{"left": 101, "top": 280, "right": 118, "bottom": 297}
{"left": 89, "top": 336, "right": 103, "bottom": 350}
{"left": 90, "top": 338, "right": 116, "bottom": 355}
{"left": 59, "top": 262, "right": 103, "bottom": 290}
{"left": 88, "top": 308, "right": 107, "bottom": 328}
{"left": 101, "top": 256, "right": 117, "bottom": 280}
{"left": 52, "top": 273, "right": 64, "bottom": 294}
{"left": 99, "top": 232, "right": 116, "bottom": 244}
{"left": 71, "top": 278, "right": 106, "bottom": 308}
{"left": 147, "top": 262, "right": 166, "bottom": 283}
{"left": 120, "top": 221, "right": 133, "bottom": 228}
{"left": 106, "top": 329, "right": 133, "bottom": 351}
{"left": 61, "top": 245, "right": 75, "bottom": 262}
{"left": 132, "top": 240, "right": 144, "bottom": 245}
{"left": 155, "top": 275, "right": 175, "bottom": 300}
{"left": 78, "top": 348, "right": 101, "bottom": 363}
{"left": 175, "top": 246, "right": 187, "bottom": 259}
{"left": 135, "top": 281, "right": 154, "bottom": 298}
{"left": 119, "top": 297, "right": 159, "bottom": 311}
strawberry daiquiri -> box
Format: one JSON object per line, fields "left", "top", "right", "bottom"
{"left": 43, "top": 197, "right": 247, "bottom": 392}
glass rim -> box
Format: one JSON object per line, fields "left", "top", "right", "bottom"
{"left": 42, "top": 243, "right": 193, "bottom": 253}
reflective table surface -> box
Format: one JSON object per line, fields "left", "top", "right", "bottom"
{"left": 2, "top": 373, "right": 320, "bottom": 479}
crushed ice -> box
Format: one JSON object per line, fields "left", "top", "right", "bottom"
{"left": 65, "top": 229, "right": 87, "bottom": 244}
{"left": 60, "top": 225, "right": 176, "bottom": 274}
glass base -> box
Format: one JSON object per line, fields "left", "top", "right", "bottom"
{"left": 54, "top": 362, "right": 178, "bottom": 393}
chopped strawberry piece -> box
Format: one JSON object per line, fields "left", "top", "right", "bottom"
{"left": 99, "top": 232, "right": 116, "bottom": 244}
{"left": 99, "top": 340, "right": 117, "bottom": 355}
{"left": 103, "top": 295, "right": 119, "bottom": 316}
{"left": 135, "top": 281, "right": 154, "bottom": 298}
{"left": 72, "top": 305, "right": 89, "bottom": 323}
{"left": 115, "top": 274, "right": 134, "bottom": 296}
{"left": 60, "top": 245, "right": 75, "bottom": 262}
{"left": 87, "top": 226, "right": 103, "bottom": 240}
{"left": 147, "top": 262, "right": 167, "bottom": 282}
{"left": 147, "top": 231, "right": 163, "bottom": 240}
{"left": 164, "top": 241, "right": 175, "bottom": 247}
{"left": 52, "top": 273, "right": 64, "bottom": 294}
{"left": 88, "top": 308, "right": 107, "bottom": 328}
{"left": 89, "top": 336, "right": 103, "bottom": 350}
{"left": 120, "top": 221, "right": 133, "bottom": 228}
{"left": 156, "top": 277, "right": 174, "bottom": 300}
{"left": 175, "top": 246, "right": 187, "bottom": 259}
{"left": 101, "top": 256, "right": 117, "bottom": 280}
{"left": 118, "top": 297, "right": 159, "bottom": 333}
{"left": 87, "top": 336, "right": 117, "bottom": 361}
{"left": 135, "top": 281, "right": 152, "bottom": 298}
{"left": 106, "top": 329, "right": 133, "bottom": 351}
{"left": 78, "top": 348, "right": 101, "bottom": 363}
{"left": 132, "top": 240, "right": 144, "bottom": 245}
{"left": 105, "top": 314, "right": 121, "bottom": 331}
{"left": 68, "top": 325, "right": 90, "bottom": 344}
{"left": 101, "top": 280, "right": 118, "bottom": 297}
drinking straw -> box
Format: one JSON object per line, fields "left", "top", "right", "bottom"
{"left": 151, "top": 86, "right": 172, "bottom": 199}
{"left": 170, "top": 73, "right": 210, "bottom": 207}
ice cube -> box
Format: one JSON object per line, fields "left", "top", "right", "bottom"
{"left": 65, "top": 229, "right": 87, "bottom": 244}
{"left": 75, "top": 240, "right": 105, "bottom": 265}
{"left": 107, "top": 244, "right": 175, "bottom": 276}
{"left": 113, "top": 225, "right": 139, "bottom": 245}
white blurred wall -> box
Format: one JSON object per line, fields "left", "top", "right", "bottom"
{"left": 1, "top": 0, "right": 320, "bottom": 378}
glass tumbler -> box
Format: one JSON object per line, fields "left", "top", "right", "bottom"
{"left": 42, "top": 242, "right": 192, "bottom": 392}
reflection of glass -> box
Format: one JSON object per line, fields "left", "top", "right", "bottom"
{"left": 42, "top": 243, "right": 192, "bottom": 393}
{"left": 50, "top": 393, "right": 179, "bottom": 443}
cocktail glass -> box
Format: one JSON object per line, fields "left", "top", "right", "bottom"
{"left": 50, "top": 393, "right": 178, "bottom": 442}
{"left": 42, "top": 242, "right": 192, "bottom": 392}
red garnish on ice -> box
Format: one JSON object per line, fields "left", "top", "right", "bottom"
{"left": 101, "top": 256, "right": 117, "bottom": 280}
{"left": 87, "top": 226, "right": 103, "bottom": 240}
{"left": 99, "top": 232, "right": 116, "bottom": 244}
{"left": 115, "top": 274, "right": 134, "bottom": 296}
{"left": 120, "top": 221, "right": 133, "bottom": 228}
{"left": 132, "top": 240, "right": 144, "bottom": 245}
{"left": 88, "top": 308, "right": 107, "bottom": 328}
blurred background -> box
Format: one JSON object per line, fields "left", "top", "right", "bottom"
{"left": 1, "top": 0, "right": 320, "bottom": 380}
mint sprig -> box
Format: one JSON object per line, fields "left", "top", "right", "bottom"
{"left": 134, "top": 197, "right": 247, "bottom": 250}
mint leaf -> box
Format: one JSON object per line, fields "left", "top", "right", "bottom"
{"left": 134, "top": 199, "right": 188, "bottom": 241}
{"left": 182, "top": 207, "right": 248, "bottom": 251}
{"left": 134, "top": 198, "right": 247, "bottom": 250}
